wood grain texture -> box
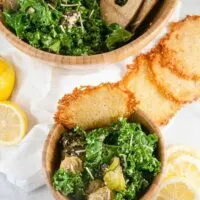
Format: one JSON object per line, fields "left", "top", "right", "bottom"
{"left": 43, "top": 109, "right": 166, "bottom": 200}
{"left": 0, "top": 0, "right": 179, "bottom": 67}
{"left": 100, "top": 0, "right": 143, "bottom": 28}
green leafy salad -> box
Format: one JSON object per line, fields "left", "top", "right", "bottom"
{"left": 53, "top": 118, "right": 161, "bottom": 200}
{"left": 3, "top": 0, "right": 133, "bottom": 56}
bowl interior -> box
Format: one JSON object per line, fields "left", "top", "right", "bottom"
{"left": 0, "top": 0, "right": 178, "bottom": 66}
{"left": 43, "top": 109, "right": 165, "bottom": 200}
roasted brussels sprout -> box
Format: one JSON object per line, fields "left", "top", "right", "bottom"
{"left": 60, "top": 156, "right": 83, "bottom": 173}
{"left": 86, "top": 179, "right": 104, "bottom": 194}
{"left": 103, "top": 157, "right": 126, "bottom": 191}
{"left": 60, "top": 131, "right": 85, "bottom": 159}
{"left": 88, "top": 186, "right": 114, "bottom": 200}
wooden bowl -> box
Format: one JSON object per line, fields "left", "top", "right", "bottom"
{"left": 0, "top": 0, "right": 178, "bottom": 67}
{"left": 43, "top": 109, "right": 166, "bottom": 200}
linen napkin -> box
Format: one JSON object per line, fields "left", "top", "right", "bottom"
{"left": 0, "top": 3, "right": 182, "bottom": 193}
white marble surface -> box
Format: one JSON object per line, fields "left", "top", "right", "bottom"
{"left": 0, "top": 0, "right": 200, "bottom": 199}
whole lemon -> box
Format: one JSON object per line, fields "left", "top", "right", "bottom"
{"left": 0, "top": 58, "right": 15, "bottom": 100}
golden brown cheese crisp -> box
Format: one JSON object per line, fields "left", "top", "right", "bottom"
{"left": 122, "top": 55, "right": 180, "bottom": 125}
{"left": 55, "top": 83, "right": 137, "bottom": 130}
{"left": 160, "top": 15, "right": 200, "bottom": 80}
{"left": 149, "top": 52, "right": 200, "bottom": 103}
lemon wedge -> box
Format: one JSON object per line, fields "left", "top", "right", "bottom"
{"left": 165, "top": 155, "right": 200, "bottom": 188}
{"left": 154, "top": 178, "right": 200, "bottom": 200}
{"left": 167, "top": 145, "right": 200, "bottom": 163}
{"left": 0, "top": 58, "right": 15, "bottom": 100}
{"left": 0, "top": 101, "right": 28, "bottom": 145}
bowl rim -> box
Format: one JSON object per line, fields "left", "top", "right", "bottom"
{"left": 42, "top": 109, "right": 166, "bottom": 200}
{"left": 0, "top": 0, "right": 179, "bottom": 66}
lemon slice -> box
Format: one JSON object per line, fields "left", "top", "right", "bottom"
{"left": 154, "top": 178, "right": 200, "bottom": 200}
{"left": 0, "top": 58, "right": 15, "bottom": 100}
{"left": 0, "top": 101, "right": 28, "bottom": 145}
{"left": 167, "top": 145, "right": 200, "bottom": 163}
{"left": 164, "top": 155, "right": 200, "bottom": 189}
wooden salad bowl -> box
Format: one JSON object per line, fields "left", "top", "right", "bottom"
{"left": 43, "top": 109, "right": 166, "bottom": 200}
{"left": 0, "top": 0, "right": 178, "bottom": 67}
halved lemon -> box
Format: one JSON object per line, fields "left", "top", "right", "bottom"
{"left": 167, "top": 145, "right": 200, "bottom": 163}
{"left": 0, "top": 101, "right": 28, "bottom": 145}
{"left": 154, "top": 178, "right": 200, "bottom": 200}
{"left": 0, "top": 58, "right": 15, "bottom": 100}
{"left": 164, "top": 155, "right": 200, "bottom": 188}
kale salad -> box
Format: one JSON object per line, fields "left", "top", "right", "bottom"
{"left": 52, "top": 118, "right": 161, "bottom": 200}
{"left": 3, "top": 0, "right": 133, "bottom": 56}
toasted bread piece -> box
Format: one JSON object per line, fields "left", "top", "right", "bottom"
{"left": 122, "top": 55, "right": 180, "bottom": 125}
{"left": 55, "top": 83, "right": 136, "bottom": 130}
{"left": 160, "top": 16, "right": 200, "bottom": 80}
{"left": 149, "top": 52, "right": 200, "bottom": 103}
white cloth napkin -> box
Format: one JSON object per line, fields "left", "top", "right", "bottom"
{"left": 0, "top": 3, "right": 182, "bottom": 193}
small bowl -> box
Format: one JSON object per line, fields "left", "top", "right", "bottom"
{"left": 43, "top": 109, "right": 166, "bottom": 200}
{"left": 0, "top": 0, "right": 178, "bottom": 67}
